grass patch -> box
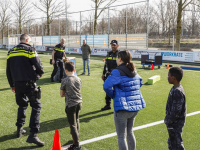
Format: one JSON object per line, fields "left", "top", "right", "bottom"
{"left": 0, "top": 49, "right": 200, "bottom": 149}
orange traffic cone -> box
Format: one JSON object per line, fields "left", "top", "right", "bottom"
{"left": 150, "top": 64, "right": 154, "bottom": 70}
{"left": 103, "top": 58, "right": 105, "bottom": 62}
{"left": 166, "top": 63, "right": 170, "bottom": 69}
{"left": 49, "top": 130, "right": 64, "bottom": 150}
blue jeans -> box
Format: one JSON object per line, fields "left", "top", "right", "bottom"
{"left": 114, "top": 111, "right": 138, "bottom": 150}
{"left": 83, "top": 59, "right": 90, "bottom": 74}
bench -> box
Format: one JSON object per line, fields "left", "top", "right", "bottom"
{"left": 141, "top": 52, "right": 162, "bottom": 69}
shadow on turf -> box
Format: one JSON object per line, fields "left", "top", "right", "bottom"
{"left": 0, "top": 133, "right": 16, "bottom": 143}
{"left": 38, "top": 110, "right": 113, "bottom": 133}
{"left": 137, "top": 67, "right": 160, "bottom": 70}
{"left": 4, "top": 145, "right": 39, "bottom": 150}
{"left": 0, "top": 87, "right": 10, "bottom": 91}
{"left": 0, "top": 110, "right": 112, "bottom": 145}
{"left": 62, "top": 140, "right": 73, "bottom": 147}
{"left": 143, "top": 82, "right": 151, "bottom": 86}
{"left": 37, "top": 77, "right": 59, "bottom": 85}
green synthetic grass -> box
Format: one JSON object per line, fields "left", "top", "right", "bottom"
{"left": 0, "top": 49, "right": 200, "bottom": 150}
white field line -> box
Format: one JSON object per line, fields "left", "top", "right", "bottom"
{"left": 62, "top": 110, "right": 200, "bottom": 149}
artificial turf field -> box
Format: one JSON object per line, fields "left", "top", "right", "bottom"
{"left": 0, "top": 49, "right": 200, "bottom": 150}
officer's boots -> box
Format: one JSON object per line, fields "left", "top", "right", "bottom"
{"left": 17, "top": 127, "right": 26, "bottom": 138}
{"left": 26, "top": 132, "right": 45, "bottom": 146}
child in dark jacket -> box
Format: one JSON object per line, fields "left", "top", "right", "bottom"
{"left": 164, "top": 67, "right": 186, "bottom": 150}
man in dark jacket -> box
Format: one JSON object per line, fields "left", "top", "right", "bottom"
{"left": 80, "top": 39, "right": 92, "bottom": 76}
{"left": 51, "top": 38, "right": 67, "bottom": 82}
{"left": 6, "top": 34, "right": 44, "bottom": 146}
{"left": 101, "top": 40, "right": 119, "bottom": 111}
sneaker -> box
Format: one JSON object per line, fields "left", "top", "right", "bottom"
{"left": 80, "top": 73, "right": 85, "bottom": 75}
{"left": 67, "top": 144, "right": 75, "bottom": 150}
{"left": 88, "top": 73, "right": 90, "bottom": 76}
{"left": 26, "top": 132, "right": 44, "bottom": 146}
{"left": 101, "top": 105, "right": 111, "bottom": 111}
{"left": 17, "top": 127, "right": 26, "bottom": 138}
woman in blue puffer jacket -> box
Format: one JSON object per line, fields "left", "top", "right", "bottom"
{"left": 103, "top": 50, "right": 146, "bottom": 150}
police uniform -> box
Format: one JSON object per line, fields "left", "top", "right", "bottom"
{"left": 102, "top": 50, "right": 119, "bottom": 108}
{"left": 51, "top": 43, "right": 65, "bottom": 81}
{"left": 6, "top": 42, "right": 44, "bottom": 133}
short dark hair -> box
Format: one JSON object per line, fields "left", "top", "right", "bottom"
{"left": 169, "top": 67, "right": 183, "bottom": 82}
{"left": 64, "top": 61, "right": 74, "bottom": 72}
{"left": 20, "top": 34, "right": 30, "bottom": 41}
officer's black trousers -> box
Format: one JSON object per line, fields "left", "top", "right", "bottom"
{"left": 51, "top": 60, "right": 64, "bottom": 81}
{"left": 104, "top": 73, "right": 111, "bottom": 106}
{"left": 15, "top": 82, "right": 41, "bottom": 133}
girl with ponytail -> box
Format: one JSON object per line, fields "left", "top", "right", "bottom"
{"left": 103, "top": 50, "right": 146, "bottom": 150}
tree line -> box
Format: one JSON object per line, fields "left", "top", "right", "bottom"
{"left": 0, "top": 0, "right": 199, "bottom": 50}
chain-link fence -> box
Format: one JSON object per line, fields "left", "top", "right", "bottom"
{"left": 2, "top": 1, "right": 149, "bottom": 50}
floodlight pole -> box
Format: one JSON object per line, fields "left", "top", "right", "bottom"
{"left": 146, "top": 0, "right": 149, "bottom": 50}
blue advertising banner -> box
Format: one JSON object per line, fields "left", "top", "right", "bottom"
{"left": 81, "top": 35, "right": 108, "bottom": 45}
{"left": 43, "top": 36, "right": 59, "bottom": 44}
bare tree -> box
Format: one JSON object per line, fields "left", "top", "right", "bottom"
{"left": 91, "top": 0, "right": 117, "bottom": 35}
{"left": 33, "top": 0, "right": 65, "bottom": 36}
{"left": 11, "top": 0, "right": 33, "bottom": 34}
{"left": 175, "top": 0, "right": 193, "bottom": 51}
{"left": 0, "top": 0, "right": 11, "bottom": 39}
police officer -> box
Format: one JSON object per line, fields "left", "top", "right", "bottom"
{"left": 101, "top": 40, "right": 119, "bottom": 111}
{"left": 51, "top": 38, "right": 67, "bottom": 82}
{"left": 6, "top": 34, "right": 44, "bottom": 146}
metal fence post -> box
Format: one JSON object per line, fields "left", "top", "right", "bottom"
{"left": 126, "top": 8, "right": 127, "bottom": 49}
{"left": 93, "top": 18, "right": 94, "bottom": 49}
{"left": 146, "top": 0, "right": 149, "bottom": 50}
{"left": 108, "top": 7, "right": 110, "bottom": 48}
{"left": 65, "top": 0, "right": 68, "bottom": 36}
{"left": 42, "top": 18, "right": 43, "bottom": 46}
{"left": 80, "top": 11, "right": 82, "bottom": 47}
{"left": 49, "top": 24, "right": 51, "bottom": 46}
{"left": 173, "top": 33, "right": 174, "bottom": 51}
{"left": 8, "top": 23, "right": 9, "bottom": 50}
{"left": 59, "top": 16, "right": 60, "bottom": 38}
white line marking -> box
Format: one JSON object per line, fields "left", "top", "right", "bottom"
{"left": 62, "top": 110, "right": 200, "bottom": 149}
